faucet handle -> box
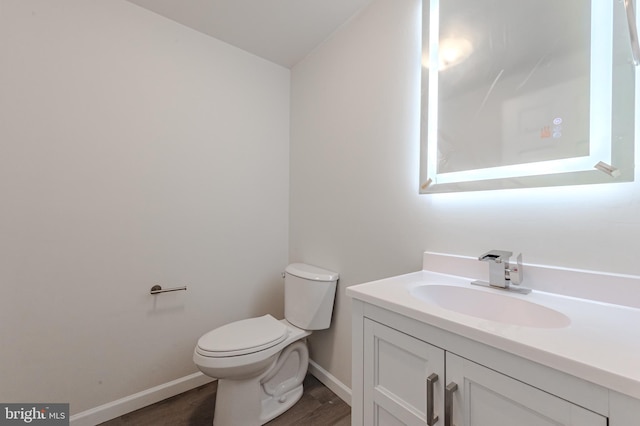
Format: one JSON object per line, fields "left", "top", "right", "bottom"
{"left": 507, "top": 253, "right": 524, "bottom": 285}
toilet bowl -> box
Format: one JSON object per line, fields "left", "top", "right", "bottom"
{"left": 193, "top": 263, "right": 339, "bottom": 426}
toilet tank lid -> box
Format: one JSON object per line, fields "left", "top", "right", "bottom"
{"left": 285, "top": 263, "right": 339, "bottom": 282}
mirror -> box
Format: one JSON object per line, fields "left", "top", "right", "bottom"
{"left": 420, "top": 0, "right": 636, "bottom": 193}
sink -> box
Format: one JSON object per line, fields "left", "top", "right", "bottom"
{"left": 409, "top": 285, "right": 571, "bottom": 328}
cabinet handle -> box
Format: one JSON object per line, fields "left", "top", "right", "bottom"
{"left": 445, "top": 382, "right": 458, "bottom": 426}
{"left": 426, "top": 373, "right": 439, "bottom": 426}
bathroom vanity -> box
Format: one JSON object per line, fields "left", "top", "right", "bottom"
{"left": 347, "top": 253, "right": 640, "bottom": 425}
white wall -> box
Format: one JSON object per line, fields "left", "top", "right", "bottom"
{"left": 290, "top": 0, "right": 640, "bottom": 390}
{"left": 0, "top": 0, "right": 290, "bottom": 415}
{"left": 290, "top": 0, "right": 427, "bottom": 389}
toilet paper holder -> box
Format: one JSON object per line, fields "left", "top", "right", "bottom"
{"left": 150, "top": 285, "right": 187, "bottom": 295}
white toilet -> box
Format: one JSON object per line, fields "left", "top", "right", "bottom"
{"left": 193, "top": 263, "right": 339, "bottom": 426}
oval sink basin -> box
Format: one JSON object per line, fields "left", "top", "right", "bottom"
{"left": 410, "top": 285, "right": 571, "bottom": 328}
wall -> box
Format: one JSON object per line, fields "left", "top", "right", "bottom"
{"left": 0, "top": 0, "right": 290, "bottom": 415}
{"left": 290, "top": 0, "right": 640, "bottom": 391}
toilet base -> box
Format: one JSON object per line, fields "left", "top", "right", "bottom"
{"left": 260, "top": 383, "right": 304, "bottom": 423}
{"left": 214, "top": 377, "right": 262, "bottom": 426}
{"left": 212, "top": 340, "right": 309, "bottom": 426}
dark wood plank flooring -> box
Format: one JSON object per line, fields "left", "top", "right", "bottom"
{"left": 99, "top": 374, "right": 350, "bottom": 426}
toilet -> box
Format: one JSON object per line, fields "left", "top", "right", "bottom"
{"left": 193, "top": 263, "right": 339, "bottom": 426}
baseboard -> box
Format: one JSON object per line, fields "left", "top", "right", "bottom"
{"left": 308, "top": 359, "right": 352, "bottom": 406}
{"left": 70, "top": 361, "right": 350, "bottom": 425}
{"left": 69, "top": 372, "right": 215, "bottom": 426}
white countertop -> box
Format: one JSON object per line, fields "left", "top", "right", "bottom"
{"left": 347, "top": 268, "right": 640, "bottom": 399}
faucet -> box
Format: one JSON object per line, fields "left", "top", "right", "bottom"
{"left": 472, "top": 250, "right": 530, "bottom": 294}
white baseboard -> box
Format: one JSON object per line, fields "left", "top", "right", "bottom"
{"left": 308, "top": 359, "right": 352, "bottom": 406}
{"left": 69, "top": 372, "right": 215, "bottom": 426}
{"left": 70, "top": 360, "right": 350, "bottom": 425}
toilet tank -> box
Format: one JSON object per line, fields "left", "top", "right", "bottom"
{"left": 284, "top": 263, "right": 339, "bottom": 330}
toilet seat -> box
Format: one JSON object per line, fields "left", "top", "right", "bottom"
{"left": 196, "top": 314, "right": 288, "bottom": 357}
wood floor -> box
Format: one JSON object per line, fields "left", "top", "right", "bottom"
{"left": 99, "top": 374, "right": 351, "bottom": 426}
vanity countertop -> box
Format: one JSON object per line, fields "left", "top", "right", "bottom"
{"left": 347, "top": 267, "right": 640, "bottom": 399}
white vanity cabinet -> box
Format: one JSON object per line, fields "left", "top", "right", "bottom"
{"left": 363, "top": 318, "right": 444, "bottom": 425}
{"left": 352, "top": 300, "right": 624, "bottom": 426}
{"left": 362, "top": 317, "right": 605, "bottom": 426}
{"left": 348, "top": 254, "right": 640, "bottom": 426}
{"left": 445, "top": 352, "right": 604, "bottom": 426}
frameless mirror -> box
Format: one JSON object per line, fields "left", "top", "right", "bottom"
{"left": 420, "top": 0, "right": 637, "bottom": 193}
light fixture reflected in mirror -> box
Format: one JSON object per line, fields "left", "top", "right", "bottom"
{"left": 422, "top": 37, "right": 473, "bottom": 70}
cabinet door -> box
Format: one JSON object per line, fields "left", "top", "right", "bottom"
{"left": 445, "top": 353, "right": 607, "bottom": 426}
{"left": 364, "top": 319, "right": 445, "bottom": 426}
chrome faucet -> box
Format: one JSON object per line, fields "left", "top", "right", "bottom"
{"left": 472, "top": 250, "right": 530, "bottom": 294}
